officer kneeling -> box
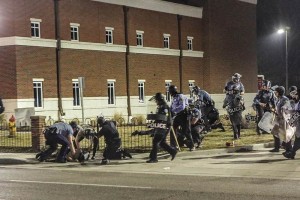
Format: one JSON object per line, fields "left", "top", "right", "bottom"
{"left": 96, "top": 116, "right": 132, "bottom": 165}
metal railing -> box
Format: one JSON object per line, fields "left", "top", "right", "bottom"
{"left": 0, "top": 117, "right": 152, "bottom": 152}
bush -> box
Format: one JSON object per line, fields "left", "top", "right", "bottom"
{"left": 112, "top": 112, "right": 125, "bottom": 126}
{"left": 132, "top": 115, "right": 146, "bottom": 125}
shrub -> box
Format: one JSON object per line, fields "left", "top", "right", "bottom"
{"left": 112, "top": 112, "right": 125, "bottom": 126}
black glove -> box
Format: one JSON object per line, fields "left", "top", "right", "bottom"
{"left": 131, "top": 130, "right": 140, "bottom": 136}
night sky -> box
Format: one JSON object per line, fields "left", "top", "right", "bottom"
{"left": 166, "top": 0, "right": 300, "bottom": 89}
{"left": 257, "top": 0, "right": 300, "bottom": 89}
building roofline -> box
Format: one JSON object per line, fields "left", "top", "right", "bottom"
{"left": 238, "top": 0, "right": 257, "bottom": 5}
{"left": 91, "top": 0, "right": 202, "bottom": 18}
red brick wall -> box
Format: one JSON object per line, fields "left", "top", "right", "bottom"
{"left": 128, "top": 54, "right": 179, "bottom": 95}
{"left": 181, "top": 16, "right": 203, "bottom": 51}
{"left": 60, "top": 49, "right": 126, "bottom": 97}
{"left": 0, "top": 46, "right": 17, "bottom": 99}
{"left": 14, "top": 0, "right": 55, "bottom": 38}
{"left": 0, "top": 0, "right": 257, "bottom": 109}
{"left": 203, "top": 0, "right": 257, "bottom": 93}
{"left": 15, "top": 46, "right": 57, "bottom": 99}
{"left": 127, "top": 8, "right": 179, "bottom": 48}
{"left": 59, "top": 0, "right": 125, "bottom": 44}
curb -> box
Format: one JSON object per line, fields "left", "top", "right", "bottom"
{"left": 0, "top": 142, "right": 274, "bottom": 165}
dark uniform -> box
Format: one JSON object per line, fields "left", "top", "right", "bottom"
{"left": 192, "top": 86, "right": 224, "bottom": 132}
{"left": 132, "top": 93, "right": 177, "bottom": 163}
{"left": 253, "top": 80, "right": 276, "bottom": 135}
{"left": 270, "top": 86, "right": 292, "bottom": 152}
{"left": 283, "top": 89, "right": 300, "bottom": 159}
{"left": 97, "top": 117, "right": 132, "bottom": 164}
{"left": 37, "top": 122, "right": 75, "bottom": 163}
{"left": 169, "top": 85, "right": 194, "bottom": 150}
{"left": 188, "top": 104, "right": 206, "bottom": 148}
{"left": 223, "top": 73, "right": 245, "bottom": 139}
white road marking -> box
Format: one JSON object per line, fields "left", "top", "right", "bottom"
{"left": 9, "top": 180, "right": 152, "bottom": 189}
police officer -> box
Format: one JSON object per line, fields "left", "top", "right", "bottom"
{"left": 270, "top": 86, "right": 292, "bottom": 152}
{"left": 96, "top": 116, "right": 132, "bottom": 164}
{"left": 252, "top": 80, "right": 276, "bottom": 135}
{"left": 132, "top": 93, "right": 177, "bottom": 163}
{"left": 287, "top": 86, "right": 298, "bottom": 108}
{"left": 187, "top": 99, "right": 206, "bottom": 148}
{"left": 169, "top": 85, "right": 194, "bottom": 151}
{"left": 223, "top": 73, "right": 245, "bottom": 109}
{"left": 283, "top": 89, "right": 300, "bottom": 159}
{"left": 37, "top": 121, "right": 76, "bottom": 163}
{"left": 192, "top": 86, "right": 224, "bottom": 132}
{"left": 70, "top": 121, "right": 97, "bottom": 160}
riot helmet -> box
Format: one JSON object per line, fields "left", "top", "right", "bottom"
{"left": 168, "top": 85, "right": 177, "bottom": 96}
{"left": 262, "top": 80, "right": 271, "bottom": 89}
{"left": 289, "top": 86, "right": 297, "bottom": 93}
{"left": 275, "top": 86, "right": 285, "bottom": 96}
{"left": 232, "top": 73, "right": 242, "bottom": 82}
{"left": 149, "top": 92, "right": 165, "bottom": 104}
{"left": 97, "top": 115, "right": 106, "bottom": 127}
{"left": 188, "top": 98, "right": 194, "bottom": 108}
{"left": 192, "top": 86, "right": 200, "bottom": 94}
{"left": 69, "top": 121, "right": 78, "bottom": 129}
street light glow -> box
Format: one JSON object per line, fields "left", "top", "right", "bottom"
{"left": 277, "top": 29, "right": 284, "bottom": 34}
{"left": 276, "top": 26, "right": 290, "bottom": 93}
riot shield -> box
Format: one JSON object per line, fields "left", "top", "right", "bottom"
{"left": 258, "top": 112, "right": 275, "bottom": 133}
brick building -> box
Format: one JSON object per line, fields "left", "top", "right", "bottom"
{"left": 0, "top": 0, "right": 257, "bottom": 123}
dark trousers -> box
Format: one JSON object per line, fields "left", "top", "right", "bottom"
{"left": 170, "top": 113, "right": 193, "bottom": 149}
{"left": 40, "top": 134, "right": 70, "bottom": 161}
{"left": 150, "top": 131, "right": 176, "bottom": 161}
{"left": 292, "top": 137, "right": 300, "bottom": 155}
{"left": 273, "top": 135, "right": 281, "bottom": 150}
{"left": 103, "top": 138, "right": 122, "bottom": 160}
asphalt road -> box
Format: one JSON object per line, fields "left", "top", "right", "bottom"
{"left": 0, "top": 149, "right": 300, "bottom": 199}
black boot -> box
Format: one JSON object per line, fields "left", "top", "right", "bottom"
{"left": 282, "top": 151, "right": 295, "bottom": 159}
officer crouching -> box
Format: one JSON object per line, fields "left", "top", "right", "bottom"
{"left": 131, "top": 93, "right": 177, "bottom": 163}
{"left": 36, "top": 121, "right": 76, "bottom": 163}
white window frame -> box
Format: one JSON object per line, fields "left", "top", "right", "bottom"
{"left": 188, "top": 80, "right": 195, "bottom": 98}
{"left": 165, "top": 80, "right": 172, "bottom": 102}
{"left": 107, "top": 79, "right": 116, "bottom": 105}
{"left": 30, "top": 18, "right": 42, "bottom": 38}
{"left": 163, "top": 34, "right": 170, "bottom": 49}
{"left": 187, "top": 36, "right": 193, "bottom": 51}
{"left": 33, "top": 79, "right": 44, "bottom": 108}
{"left": 70, "top": 23, "right": 80, "bottom": 41}
{"left": 138, "top": 80, "right": 145, "bottom": 103}
{"left": 72, "top": 79, "right": 81, "bottom": 107}
{"left": 136, "top": 30, "right": 144, "bottom": 47}
{"left": 105, "top": 27, "right": 114, "bottom": 44}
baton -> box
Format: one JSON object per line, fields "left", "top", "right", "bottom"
{"left": 169, "top": 126, "right": 181, "bottom": 152}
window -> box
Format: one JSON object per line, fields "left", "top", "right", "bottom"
{"left": 73, "top": 81, "right": 80, "bottom": 106}
{"left": 105, "top": 27, "right": 114, "bottom": 44}
{"left": 70, "top": 23, "right": 80, "bottom": 41}
{"left": 165, "top": 81, "right": 172, "bottom": 102}
{"left": 107, "top": 80, "right": 116, "bottom": 105}
{"left": 138, "top": 80, "right": 145, "bottom": 103}
{"left": 30, "top": 18, "right": 41, "bottom": 38}
{"left": 163, "top": 34, "right": 170, "bottom": 49}
{"left": 188, "top": 81, "right": 195, "bottom": 98}
{"left": 187, "top": 36, "right": 193, "bottom": 50}
{"left": 33, "top": 80, "right": 43, "bottom": 108}
{"left": 136, "top": 30, "right": 144, "bottom": 47}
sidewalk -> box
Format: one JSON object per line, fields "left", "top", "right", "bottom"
{"left": 0, "top": 142, "right": 274, "bottom": 165}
